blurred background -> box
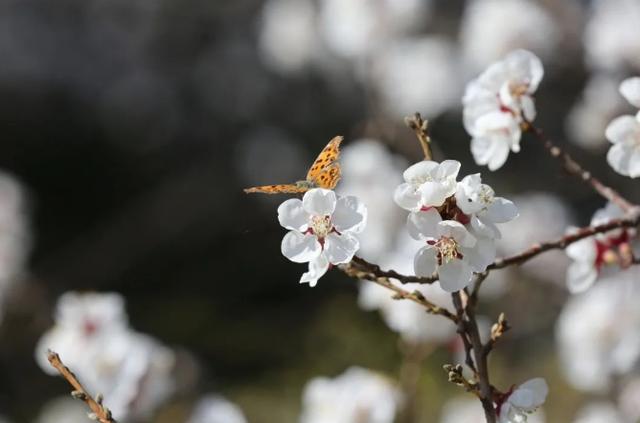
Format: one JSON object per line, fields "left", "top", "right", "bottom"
{"left": 0, "top": 0, "right": 639, "bottom": 421}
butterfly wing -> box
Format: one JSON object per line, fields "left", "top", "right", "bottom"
{"left": 243, "top": 184, "right": 307, "bottom": 194}
{"left": 313, "top": 163, "right": 341, "bottom": 189}
{"left": 306, "top": 136, "right": 343, "bottom": 181}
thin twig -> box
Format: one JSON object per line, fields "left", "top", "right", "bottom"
{"left": 489, "top": 215, "right": 640, "bottom": 270}
{"left": 351, "top": 256, "right": 438, "bottom": 284}
{"left": 46, "top": 350, "right": 117, "bottom": 423}
{"left": 451, "top": 292, "right": 477, "bottom": 374}
{"left": 405, "top": 113, "right": 433, "bottom": 160}
{"left": 526, "top": 123, "right": 637, "bottom": 213}
{"left": 340, "top": 261, "right": 457, "bottom": 322}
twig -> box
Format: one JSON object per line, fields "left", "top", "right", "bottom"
{"left": 46, "top": 350, "right": 117, "bottom": 423}
{"left": 351, "top": 256, "right": 438, "bottom": 284}
{"left": 489, "top": 215, "right": 640, "bottom": 270}
{"left": 451, "top": 292, "right": 477, "bottom": 374}
{"left": 404, "top": 113, "right": 433, "bottom": 160}
{"left": 526, "top": 123, "right": 637, "bottom": 213}
{"left": 340, "top": 261, "right": 457, "bottom": 322}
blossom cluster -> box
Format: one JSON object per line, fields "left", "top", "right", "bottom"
{"left": 394, "top": 160, "right": 518, "bottom": 292}
{"left": 605, "top": 77, "right": 640, "bottom": 178}
{"left": 463, "top": 50, "right": 543, "bottom": 170}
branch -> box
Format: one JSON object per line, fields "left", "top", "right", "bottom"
{"left": 489, "top": 214, "right": 640, "bottom": 270}
{"left": 350, "top": 256, "right": 438, "bottom": 284}
{"left": 340, "top": 260, "right": 457, "bottom": 322}
{"left": 46, "top": 350, "right": 117, "bottom": 423}
{"left": 404, "top": 113, "right": 433, "bottom": 160}
{"left": 527, "top": 123, "right": 637, "bottom": 213}
{"left": 451, "top": 292, "right": 477, "bottom": 374}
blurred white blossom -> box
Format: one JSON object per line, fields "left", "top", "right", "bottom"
{"left": 36, "top": 397, "right": 90, "bottom": 423}
{"left": 186, "top": 395, "right": 247, "bottom": 423}
{"left": 566, "top": 74, "right": 628, "bottom": 150}
{"left": 584, "top": 0, "right": 640, "bottom": 72}
{"left": 440, "top": 396, "right": 545, "bottom": 423}
{"left": 605, "top": 76, "right": 640, "bottom": 178}
{"left": 556, "top": 267, "right": 640, "bottom": 392}
{"left": 337, "top": 140, "right": 406, "bottom": 261}
{"left": 572, "top": 402, "right": 626, "bottom": 423}
{"left": 36, "top": 292, "right": 175, "bottom": 421}
{"left": 279, "top": 188, "right": 367, "bottom": 286}
{"left": 619, "top": 378, "right": 640, "bottom": 423}
{"left": 463, "top": 50, "right": 543, "bottom": 170}
{"left": 460, "top": 0, "right": 559, "bottom": 72}
{"left": 300, "top": 366, "right": 402, "bottom": 423}
{"left": 258, "top": 0, "right": 317, "bottom": 74}
{"left": 369, "top": 36, "right": 461, "bottom": 119}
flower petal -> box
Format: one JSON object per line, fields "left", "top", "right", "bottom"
{"left": 332, "top": 195, "right": 367, "bottom": 233}
{"left": 620, "top": 77, "right": 640, "bottom": 108}
{"left": 438, "top": 260, "right": 473, "bottom": 292}
{"left": 485, "top": 197, "right": 518, "bottom": 223}
{"left": 277, "top": 198, "right": 309, "bottom": 232}
{"left": 461, "top": 236, "right": 496, "bottom": 272}
{"left": 566, "top": 261, "right": 597, "bottom": 294}
{"left": 505, "top": 49, "right": 544, "bottom": 92}
{"left": 605, "top": 115, "right": 640, "bottom": 145}
{"left": 437, "top": 221, "right": 476, "bottom": 248}
{"left": 607, "top": 142, "right": 634, "bottom": 176}
{"left": 414, "top": 245, "right": 437, "bottom": 277}
{"left": 407, "top": 209, "right": 442, "bottom": 240}
{"left": 471, "top": 135, "right": 511, "bottom": 171}
{"left": 402, "top": 161, "right": 438, "bottom": 183}
{"left": 509, "top": 378, "right": 548, "bottom": 409}
{"left": 324, "top": 232, "right": 359, "bottom": 264}
{"left": 629, "top": 146, "right": 640, "bottom": 178}
{"left": 302, "top": 188, "right": 336, "bottom": 216}
{"left": 281, "top": 231, "right": 321, "bottom": 263}
{"left": 394, "top": 183, "right": 421, "bottom": 211}
{"left": 435, "top": 160, "right": 461, "bottom": 180}
{"left": 419, "top": 181, "right": 451, "bottom": 207}
{"left": 300, "top": 254, "right": 330, "bottom": 287}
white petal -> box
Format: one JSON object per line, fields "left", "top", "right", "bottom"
{"left": 277, "top": 198, "right": 309, "bottom": 232}
{"left": 302, "top": 188, "right": 336, "bottom": 216}
{"left": 620, "top": 77, "right": 640, "bottom": 108}
{"left": 509, "top": 378, "right": 548, "bottom": 409}
{"left": 414, "top": 245, "right": 437, "bottom": 277}
{"left": 505, "top": 49, "right": 544, "bottom": 92}
{"left": 438, "top": 221, "right": 476, "bottom": 248}
{"left": 438, "top": 260, "right": 473, "bottom": 292}
{"left": 407, "top": 209, "right": 442, "bottom": 240}
{"left": 461, "top": 237, "right": 496, "bottom": 272}
{"left": 332, "top": 195, "right": 367, "bottom": 233}
{"left": 565, "top": 236, "right": 597, "bottom": 262}
{"left": 485, "top": 198, "right": 518, "bottom": 223}
{"left": 324, "top": 232, "right": 359, "bottom": 264}
{"left": 402, "top": 161, "right": 438, "bottom": 183}
{"left": 419, "top": 181, "right": 451, "bottom": 207}
{"left": 566, "top": 262, "right": 597, "bottom": 294}
{"left": 521, "top": 95, "right": 537, "bottom": 122}
{"left": 605, "top": 115, "right": 640, "bottom": 145}
{"left": 471, "top": 215, "right": 501, "bottom": 239}
{"left": 628, "top": 147, "right": 640, "bottom": 178}
{"left": 394, "top": 183, "right": 421, "bottom": 211}
{"left": 281, "top": 231, "right": 321, "bottom": 263}
{"left": 300, "top": 254, "right": 330, "bottom": 287}
{"left": 471, "top": 135, "right": 510, "bottom": 171}
{"left": 435, "top": 160, "right": 461, "bottom": 180}
{"left": 607, "top": 143, "right": 633, "bottom": 176}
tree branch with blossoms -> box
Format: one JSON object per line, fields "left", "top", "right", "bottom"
{"left": 246, "top": 49, "right": 640, "bottom": 423}
{"left": 46, "top": 350, "right": 117, "bottom": 423}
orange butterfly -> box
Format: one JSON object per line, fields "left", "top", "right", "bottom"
{"left": 244, "top": 136, "right": 343, "bottom": 194}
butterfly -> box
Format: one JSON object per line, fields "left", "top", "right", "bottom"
{"left": 244, "top": 135, "right": 343, "bottom": 194}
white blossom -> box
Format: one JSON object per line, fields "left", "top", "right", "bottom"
{"left": 565, "top": 202, "right": 634, "bottom": 293}
{"left": 455, "top": 173, "right": 518, "bottom": 239}
{"left": 619, "top": 378, "right": 640, "bottom": 423}
{"left": 300, "top": 366, "right": 402, "bottom": 423}
{"left": 440, "top": 397, "right": 545, "bottom": 423}
{"left": 35, "top": 292, "right": 175, "bottom": 421}
{"left": 572, "top": 403, "right": 626, "bottom": 423}
{"left": 35, "top": 397, "right": 88, "bottom": 423}
{"left": 463, "top": 50, "right": 544, "bottom": 170}
{"left": 394, "top": 160, "right": 461, "bottom": 212}
{"left": 556, "top": 267, "right": 640, "bottom": 392}
{"left": 408, "top": 209, "right": 494, "bottom": 292}
{"left": 605, "top": 76, "right": 640, "bottom": 178}
{"left": 460, "top": 0, "right": 559, "bottom": 72}
{"left": 279, "top": 188, "right": 366, "bottom": 287}
{"left": 497, "top": 378, "right": 548, "bottom": 423}
{"left": 186, "top": 395, "right": 247, "bottom": 423}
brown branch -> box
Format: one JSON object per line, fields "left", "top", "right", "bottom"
{"left": 405, "top": 113, "right": 433, "bottom": 160}
{"left": 451, "top": 292, "right": 477, "bottom": 374}
{"left": 489, "top": 215, "right": 640, "bottom": 270}
{"left": 351, "top": 256, "right": 438, "bottom": 284}
{"left": 526, "top": 123, "right": 637, "bottom": 213}
{"left": 46, "top": 350, "right": 117, "bottom": 423}
{"left": 340, "top": 260, "right": 457, "bottom": 322}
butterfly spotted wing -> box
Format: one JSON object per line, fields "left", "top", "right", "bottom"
{"left": 243, "top": 136, "right": 343, "bottom": 194}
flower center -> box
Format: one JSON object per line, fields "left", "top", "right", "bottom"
{"left": 433, "top": 237, "right": 462, "bottom": 264}
{"left": 310, "top": 215, "right": 332, "bottom": 239}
